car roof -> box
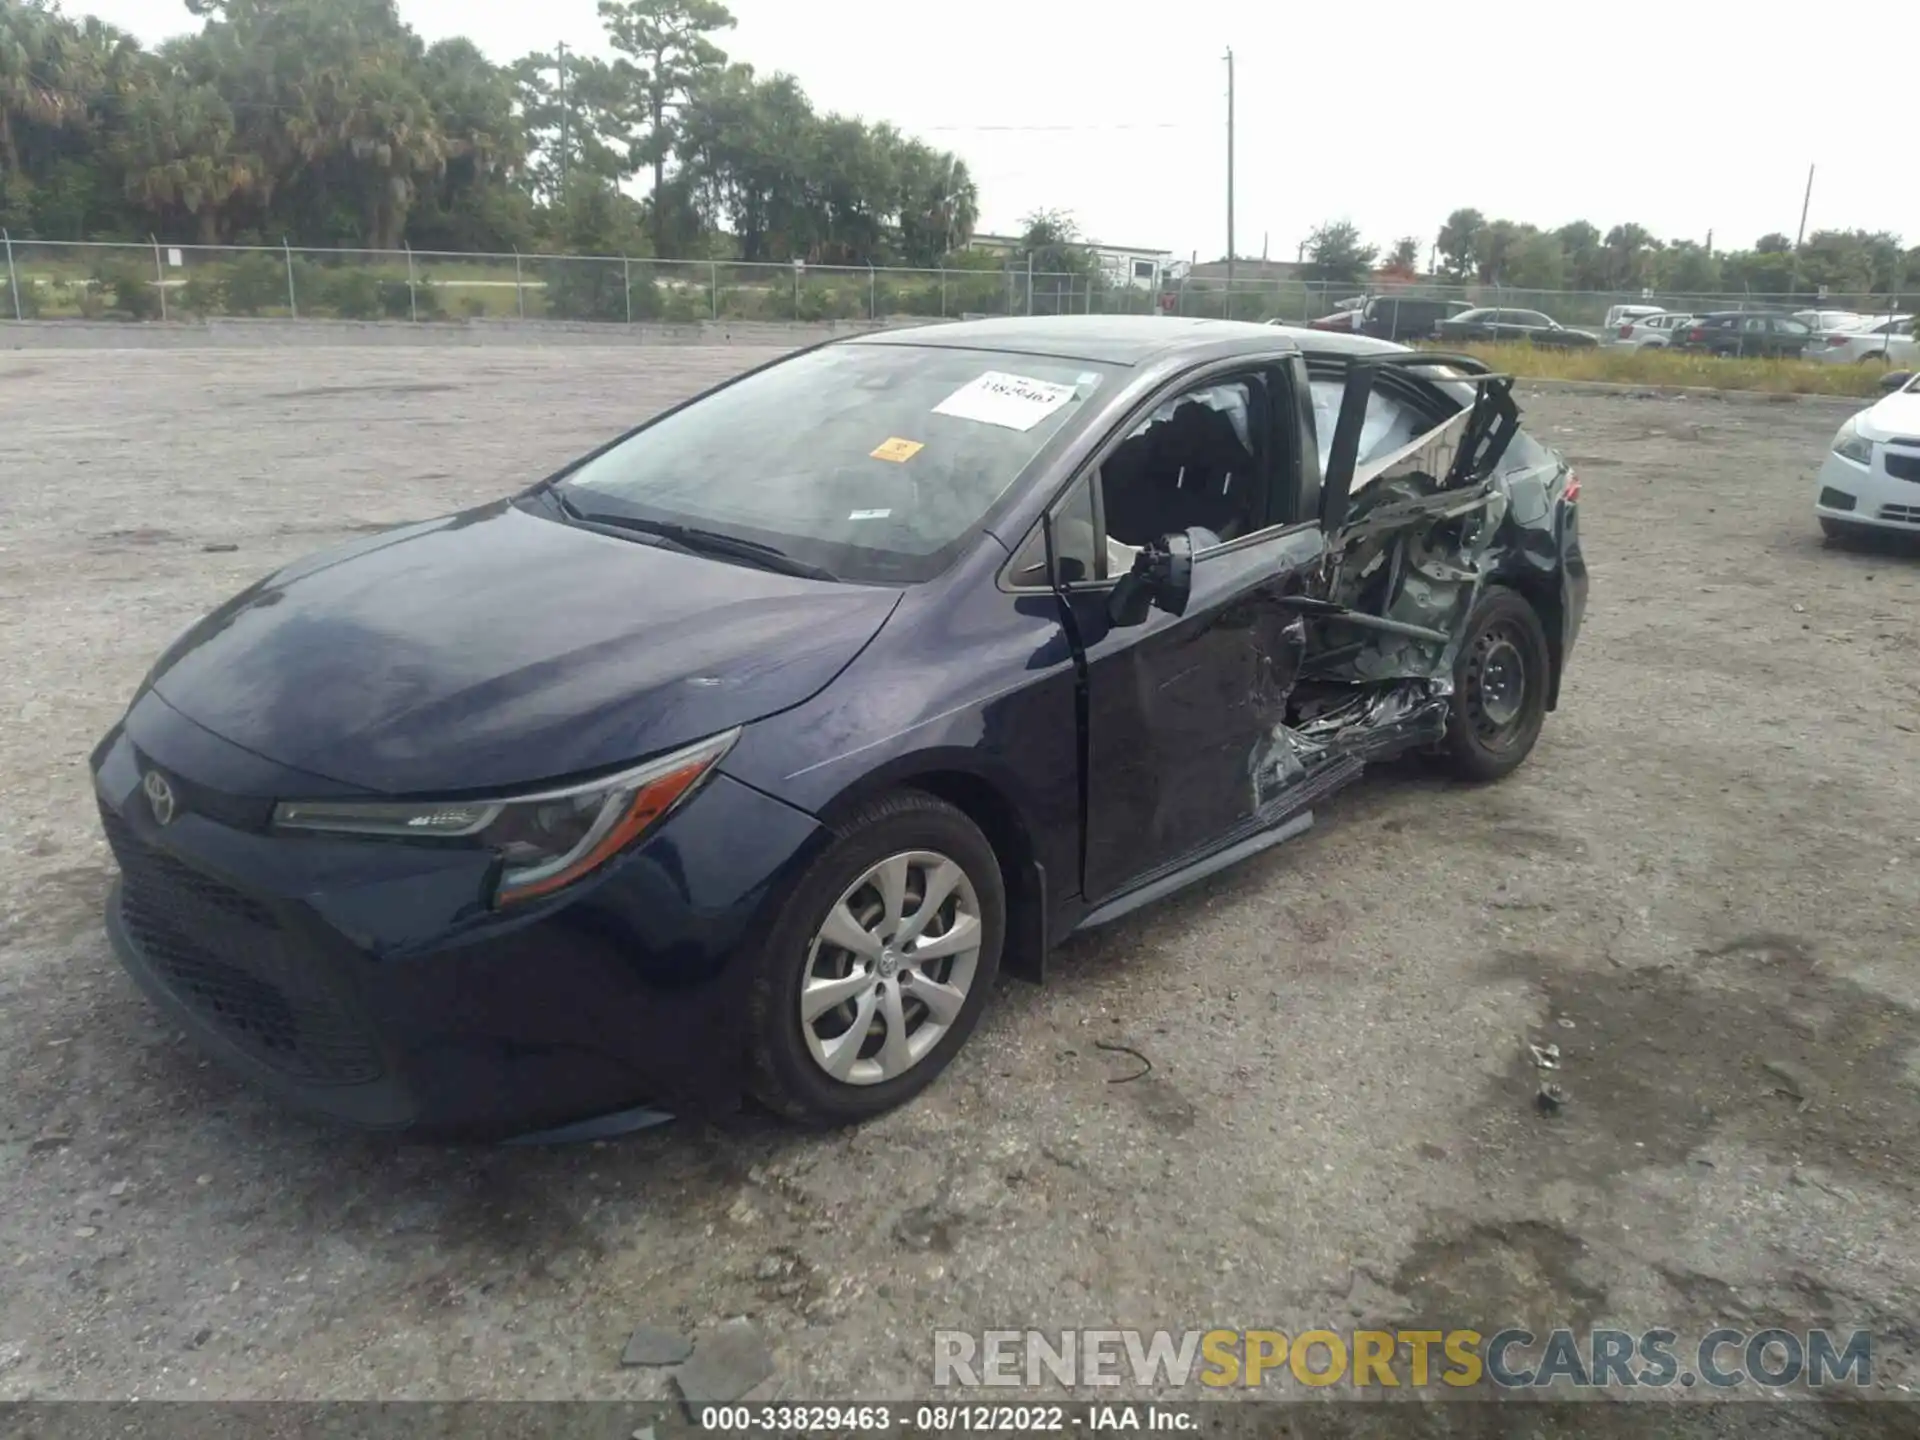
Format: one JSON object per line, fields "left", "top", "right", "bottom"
{"left": 1260, "top": 325, "right": 1423, "bottom": 360}
{"left": 846, "top": 315, "right": 1302, "bottom": 366}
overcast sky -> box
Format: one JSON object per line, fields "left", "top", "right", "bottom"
{"left": 76, "top": 0, "right": 1919, "bottom": 260}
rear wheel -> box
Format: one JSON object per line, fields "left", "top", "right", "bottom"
{"left": 1441, "top": 587, "right": 1552, "bottom": 782}
{"left": 746, "top": 790, "right": 1004, "bottom": 1126}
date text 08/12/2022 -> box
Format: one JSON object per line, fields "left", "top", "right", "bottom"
{"left": 696, "top": 1404, "right": 1191, "bottom": 1432}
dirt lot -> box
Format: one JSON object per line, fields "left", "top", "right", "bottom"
{"left": 2, "top": 345, "right": 1917, "bottom": 1419}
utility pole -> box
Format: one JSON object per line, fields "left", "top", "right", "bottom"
{"left": 557, "top": 42, "right": 571, "bottom": 193}
{"left": 1224, "top": 47, "right": 1235, "bottom": 297}
{"left": 1789, "top": 162, "right": 1814, "bottom": 296}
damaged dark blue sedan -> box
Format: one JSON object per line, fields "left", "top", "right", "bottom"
{"left": 91, "top": 317, "right": 1586, "bottom": 1138}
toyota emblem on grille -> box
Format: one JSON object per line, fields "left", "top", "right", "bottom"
{"left": 142, "top": 770, "right": 178, "bottom": 827}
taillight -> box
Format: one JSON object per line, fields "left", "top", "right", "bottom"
{"left": 1618, "top": 325, "right": 1634, "bottom": 338}
{"left": 1687, "top": 328, "right": 1705, "bottom": 341}
{"left": 1564, "top": 471, "right": 1581, "bottom": 503}
{"left": 1825, "top": 335, "right": 1851, "bottom": 347}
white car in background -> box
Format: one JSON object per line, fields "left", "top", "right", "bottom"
{"left": 1792, "top": 309, "right": 1868, "bottom": 333}
{"left": 1815, "top": 369, "right": 1920, "bottom": 540}
{"left": 1807, "top": 315, "right": 1915, "bottom": 366}
{"left": 1605, "top": 312, "right": 1694, "bottom": 349}
{"left": 1602, "top": 303, "right": 1665, "bottom": 331}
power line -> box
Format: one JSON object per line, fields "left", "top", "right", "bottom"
{"left": 917, "top": 122, "right": 1194, "bottom": 133}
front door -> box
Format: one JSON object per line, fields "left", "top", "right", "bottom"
{"left": 1045, "top": 365, "right": 1327, "bottom": 902}
{"left": 1074, "top": 526, "right": 1324, "bottom": 900}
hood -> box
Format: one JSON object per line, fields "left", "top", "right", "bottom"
{"left": 1860, "top": 388, "right": 1920, "bottom": 440}
{"left": 148, "top": 500, "right": 901, "bottom": 794}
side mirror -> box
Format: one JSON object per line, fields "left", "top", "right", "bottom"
{"left": 1880, "top": 370, "right": 1913, "bottom": 393}
{"left": 1107, "top": 531, "right": 1196, "bottom": 627}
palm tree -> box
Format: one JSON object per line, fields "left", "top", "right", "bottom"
{"left": 339, "top": 63, "right": 448, "bottom": 249}
{"left": 0, "top": 0, "right": 85, "bottom": 172}
{"left": 114, "top": 80, "right": 256, "bottom": 242}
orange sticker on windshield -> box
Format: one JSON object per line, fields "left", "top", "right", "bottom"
{"left": 870, "top": 437, "right": 924, "bottom": 463}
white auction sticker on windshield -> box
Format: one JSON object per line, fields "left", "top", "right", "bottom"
{"left": 933, "top": 371, "right": 1077, "bottom": 432}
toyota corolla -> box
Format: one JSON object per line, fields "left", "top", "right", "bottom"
{"left": 91, "top": 317, "right": 1587, "bottom": 1138}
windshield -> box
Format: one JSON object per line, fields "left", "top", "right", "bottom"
{"left": 557, "top": 344, "right": 1113, "bottom": 584}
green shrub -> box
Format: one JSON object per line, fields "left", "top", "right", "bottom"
{"left": 542, "top": 258, "right": 630, "bottom": 322}
{"left": 221, "top": 253, "right": 286, "bottom": 315}
{"left": 320, "top": 268, "right": 383, "bottom": 319}
{"left": 885, "top": 281, "right": 945, "bottom": 318}
{"left": 375, "top": 277, "right": 443, "bottom": 319}
{"left": 178, "top": 271, "right": 226, "bottom": 316}
{"left": 660, "top": 287, "right": 704, "bottom": 324}
{"left": 287, "top": 258, "right": 327, "bottom": 315}
{"left": 767, "top": 280, "right": 868, "bottom": 322}
{"left": 0, "top": 277, "right": 40, "bottom": 319}
{"left": 91, "top": 261, "right": 161, "bottom": 319}
{"left": 628, "top": 266, "right": 665, "bottom": 321}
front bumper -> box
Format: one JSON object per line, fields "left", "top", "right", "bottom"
{"left": 92, "top": 710, "right": 828, "bottom": 1138}
{"left": 1815, "top": 447, "right": 1920, "bottom": 532}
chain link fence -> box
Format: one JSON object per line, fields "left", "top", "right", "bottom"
{"left": 2, "top": 236, "right": 1913, "bottom": 331}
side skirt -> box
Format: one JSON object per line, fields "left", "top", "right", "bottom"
{"left": 1072, "top": 811, "right": 1315, "bottom": 934}
{"left": 1070, "top": 755, "right": 1365, "bottom": 935}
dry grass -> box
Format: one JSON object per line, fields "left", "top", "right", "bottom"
{"left": 1437, "top": 341, "right": 1900, "bottom": 398}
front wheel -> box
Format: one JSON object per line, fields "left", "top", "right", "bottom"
{"left": 746, "top": 790, "right": 1004, "bottom": 1126}
{"left": 1440, "top": 587, "right": 1552, "bottom": 782}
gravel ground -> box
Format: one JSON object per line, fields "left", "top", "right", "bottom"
{"left": 2, "top": 346, "right": 1918, "bottom": 1420}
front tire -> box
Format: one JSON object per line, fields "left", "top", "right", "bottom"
{"left": 1441, "top": 587, "right": 1552, "bottom": 782}
{"left": 746, "top": 790, "right": 1004, "bottom": 1126}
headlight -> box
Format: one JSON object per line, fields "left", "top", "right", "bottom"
{"left": 272, "top": 728, "right": 740, "bottom": 906}
{"left": 1832, "top": 416, "right": 1874, "bottom": 466}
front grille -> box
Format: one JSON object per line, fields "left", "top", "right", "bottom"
{"left": 1882, "top": 450, "right": 1920, "bottom": 484}
{"left": 1878, "top": 503, "right": 1920, "bottom": 526}
{"left": 100, "top": 805, "right": 383, "bottom": 1086}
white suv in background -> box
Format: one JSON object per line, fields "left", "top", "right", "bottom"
{"left": 1815, "top": 370, "right": 1920, "bottom": 540}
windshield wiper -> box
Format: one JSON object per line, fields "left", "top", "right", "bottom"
{"left": 558, "top": 500, "right": 838, "bottom": 582}
{"left": 550, "top": 492, "right": 699, "bottom": 556}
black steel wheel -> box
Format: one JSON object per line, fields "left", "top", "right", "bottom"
{"left": 1440, "top": 587, "right": 1552, "bottom": 781}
